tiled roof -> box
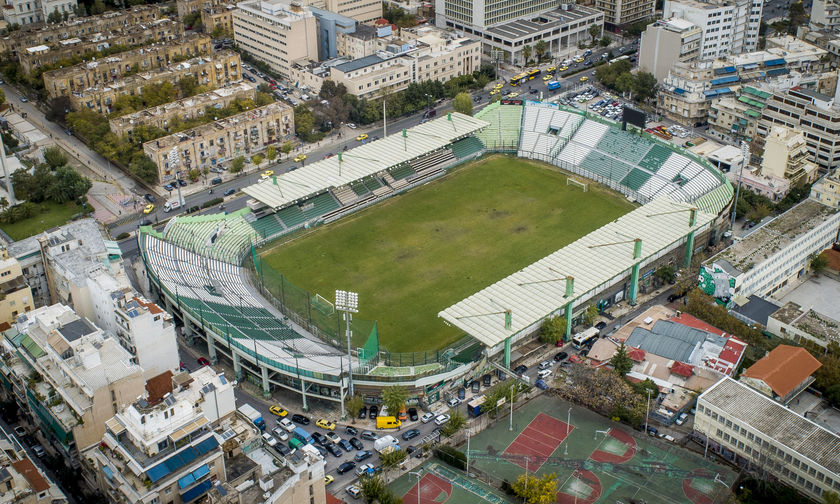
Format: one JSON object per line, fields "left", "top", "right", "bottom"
{"left": 670, "top": 361, "right": 694, "bottom": 377}
{"left": 145, "top": 370, "right": 174, "bottom": 405}
{"left": 11, "top": 459, "right": 49, "bottom": 493}
{"left": 742, "top": 345, "right": 821, "bottom": 397}
{"left": 628, "top": 348, "right": 646, "bottom": 362}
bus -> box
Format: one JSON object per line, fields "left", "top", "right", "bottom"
{"left": 527, "top": 68, "right": 541, "bottom": 80}
{"left": 572, "top": 327, "right": 600, "bottom": 349}
{"left": 510, "top": 73, "right": 527, "bottom": 86}
{"left": 609, "top": 55, "right": 630, "bottom": 65}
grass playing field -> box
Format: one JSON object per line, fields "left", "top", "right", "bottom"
{"left": 260, "top": 155, "right": 636, "bottom": 352}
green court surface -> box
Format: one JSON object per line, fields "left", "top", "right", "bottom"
{"left": 464, "top": 395, "right": 736, "bottom": 504}
{"left": 260, "top": 155, "right": 635, "bottom": 352}
{"left": 390, "top": 461, "right": 516, "bottom": 504}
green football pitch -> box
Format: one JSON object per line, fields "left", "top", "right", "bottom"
{"left": 260, "top": 155, "right": 636, "bottom": 352}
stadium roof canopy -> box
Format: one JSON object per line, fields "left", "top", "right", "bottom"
{"left": 438, "top": 197, "right": 716, "bottom": 348}
{"left": 243, "top": 112, "right": 489, "bottom": 209}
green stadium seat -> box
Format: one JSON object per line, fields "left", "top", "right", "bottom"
{"left": 389, "top": 165, "right": 415, "bottom": 180}
{"left": 277, "top": 205, "right": 306, "bottom": 228}
{"left": 637, "top": 144, "right": 671, "bottom": 173}
{"left": 450, "top": 137, "right": 485, "bottom": 159}
{"left": 620, "top": 169, "right": 653, "bottom": 191}
{"left": 595, "top": 128, "right": 653, "bottom": 165}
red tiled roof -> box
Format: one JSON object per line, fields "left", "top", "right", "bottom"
{"left": 145, "top": 370, "right": 174, "bottom": 405}
{"left": 132, "top": 296, "right": 163, "bottom": 314}
{"left": 742, "top": 345, "right": 822, "bottom": 398}
{"left": 326, "top": 492, "right": 344, "bottom": 504}
{"left": 718, "top": 337, "right": 748, "bottom": 368}
{"left": 11, "top": 459, "right": 49, "bottom": 493}
{"left": 670, "top": 361, "right": 694, "bottom": 377}
{"left": 0, "top": 321, "right": 10, "bottom": 332}
{"left": 628, "top": 348, "right": 646, "bottom": 362}
{"left": 823, "top": 248, "right": 840, "bottom": 272}
{"left": 669, "top": 313, "right": 729, "bottom": 337}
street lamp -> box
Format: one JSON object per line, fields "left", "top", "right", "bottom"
{"left": 409, "top": 470, "right": 423, "bottom": 504}
{"left": 644, "top": 389, "right": 652, "bottom": 436}
{"left": 335, "top": 290, "right": 358, "bottom": 397}
{"left": 565, "top": 407, "right": 571, "bottom": 456}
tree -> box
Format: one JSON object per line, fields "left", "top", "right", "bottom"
{"left": 265, "top": 145, "right": 278, "bottom": 165}
{"left": 210, "top": 25, "right": 228, "bottom": 40}
{"left": 379, "top": 448, "right": 407, "bottom": 469}
{"left": 280, "top": 141, "right": 294, "bottom": 160}
{"left": 188, "top": 168, "right": 200, "bottom": 181}
{"left": 43, "top": 146, "right": 67, "bottom": 169}
{"left": 589, "top": 24, "right": 601, "bottom": 43}
{"left": 583, "top": 304, "right": 599, "bottom": 326}
{"left": 610, "top": 342, "right": 633, "bottom": 376}
{"left": 359, "top": 474, "right": 389, "bottom": 503}
{"left": 90, "top": 0, "right": 106, "bottom": 15}
{"left": 47, "top": 8, "right": 62, "bottom": 24}
{"left": 811, "top": 252, "right": 829, "bottom": 275}
{"left": 452, "top": 92, "right": 473, "bottom": 116}
{"left": 440, "top": 408, "right": 466, "bottom": 437}
{"left": 0, "top": 197, "right": 7, "bottom": 211}
{"left": 230, "top": 156, "right": 245, "bottom": 173}
{"left": 346, "top": 395, "right": 364, "bottom": 423}
{"left": 522, "top": 45, "right": 532, "bottom": 66}
{"left": 511, "top": 473, "right": 558, "bottom": 504}
{"left": 251, "top": 154, "right": 264, "bottom": 168}
{"left": 600, "top": 36, "right": 611, "bottom": 47}
{"left": 202, "top": 167, "right": 209, "bottom": 179}
{"left": 534, "top": 40, "right": 547, "bottom": 62}
{"left": 381, "top": 385, "right": 408, "bottom": 417}
{"left": 0, "top": 88, "right": 5, "bottom": 105}
{"left": 539, "top": 315, "right": 566, "bottom": 344}
{"left": 825, "top": 491, "right": 840, "bottom": 504}
{"left": 128, "top": 154, "right": 158, "bottom": 183}
{"left": 632, "top": 71, "right": 657, "bottom": 102}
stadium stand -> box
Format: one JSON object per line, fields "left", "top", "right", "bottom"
{"left": 578, "top": 150, "right": 635, "bottom": 183}
{"left": 595, "top": 128, "right": 654, "bottom": 165}
{"left": 163, "top": 209, "right": 258, "bottom": 264}
{"left": 473, "top": 103, "right": 523, "bottom": 150}
{"left": 637, "top": 144, "right": 671, "bottom": 173}
{"left": 450, "top": 137, "right": 485, "bottom": 159}
{"left": 389, "top": 164, "right": 416, "bottom": 181}
{"left": 250, "top": 214, "right": 286, "bottom": 239}
{"left": 410, "top": 149, "right": 455, "bottom": 173}
{"left": 518, "top": 104, "right": 584, "bottom": 160}
{"left": 332, "top": 186, "right": 358, "bottom": 205}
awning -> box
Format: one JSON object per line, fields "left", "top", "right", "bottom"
{"left": 766, "top": 67, "right": 789, "bottom": 77}
{"left": 710, "top": 75, "right": 739, "bottom": 86}
{"left": 178, "top": 464, "right": 210, "bottom": 489}
{"left": 181, "top": 479, "right": 213, "bottom": 502}
{"left": 714, "top": 66, "right": 737, "bottom": 75}
{"left": 169, "top": 416, "right": 209, "bottom": 442}
{"left": 105, "top": 417, "right": 125, "bottom": 435}
{"left": 673, "top": 87, "right": 686, "bottom": 95}
{"left": 764, "top": 58, "right": 786, "bottom": 66}
{"left": 102, "top": 466, "right": 114, "bottom": 480}
{"left": 739, "top": 63, "right": 759, "bottom": 70}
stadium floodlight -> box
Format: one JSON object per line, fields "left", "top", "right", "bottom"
{"left": 336, "top": 289, "right": 358, "bottom": 397}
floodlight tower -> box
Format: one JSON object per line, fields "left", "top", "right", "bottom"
{"left": 588, "top": 237, "right": 643, "bottom": 305}
{"left": 517, "top": 269, "right": 575, "bottom": 342}
{"left": 646, "top": 206, "right": 699, "bottom": 267}
{"left": 455, "top": 304, "right": 513, "bottom": 367}
{"left": 335, "top": 290, "right": 358, "bottom": 396}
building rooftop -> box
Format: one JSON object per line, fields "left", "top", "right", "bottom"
{"left": 730, "top": 295, "right": 782, "bottom": 326}
{"left": 626, "top": 319, "right": 728, "bottom": 364}
{"left": 771, "top": 301, "right": 840, "bottom": 343}
{"left": 742, "top": 344, "right": 821, "bottom": 397}
{"left": 711, "top": 199, "right": 839, "bottom": 275}
{"left": 485, "top": 5, "right": 601, "bottom": 40}
{"left": 701, "top": 377, "right": 840, "bottom": 473}
{"left": 9, "top": 459, "right": 49, "bottom": 493}
{"left": 333, "top": 53, "right": 386, "bottom": 73}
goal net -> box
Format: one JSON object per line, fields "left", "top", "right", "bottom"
{"left": 312, "top": 293, "right": 335, "bottom": 315}
{"left": 567, "top": 178, "right": 588, "bottom": 192}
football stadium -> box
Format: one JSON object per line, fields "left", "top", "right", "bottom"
{"left": 138, "top": 100, "right": 733, "bottom": 412}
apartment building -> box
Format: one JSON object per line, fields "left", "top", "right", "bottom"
{"left": 595, "top": 0, "right": 654, "bottom": 28}
{"left": 708, "top": 85, "right": 770, "bottom": 144}
{"left": 323, "top": 0, "right": 380, "bottom": 23}
{"left": 663, "top": 0, "right": 763, "bottom": 59}
{"left": 759, "top": 84, "right": 840, "bottom": 173}
{"left": 18, "top": 18, "right": 184, "bottom": 75}
{"left": 0, "top": 304, "right": 146, "bottom": 465}
{"left": 436, "top": 3, "right": 603, "bottom": 66}
{"left": 761, "top": 126, "right": 820, "bottom": 185}
{"left": 335, "top": 22, "right": 377, "bottom": 59}
{"left": 143, "top": 101, "right": 293, "bottom": 183}
{"left": 69, "top": 50, "right": 241, "bottom": 114}
{"left": 42, "top": 33, "right": 212, "bottom": 98}
{"left": 1, "top": 0, "right": 77, "bottom": 26}
{"left": 0, "top": 247, "right": 33, "bottom": 327}
{"left": 0, "top": 4, "right": 166, "bottom": 57}
{"left": 84, "top": 367, "right": 237, "bottom": 504}
{"left": 639, "top": 18, "right": 702, "bottom": 82}
{"left": 810, "top": 0, "right": 840, "bottom": 32}
{"left": 705, "top": 199, "right": 840, "bottom": 299}
{"left": 232, "top": 0, "right": 318, "bottom": 79}
{"left": 202, "top": 3, "right": 237, "bottom": 35}
{"left": 109, "top": 81, "right": 256, "bottom": 137}
{"left": 696, "top": 377, "right": 840, "bottom": 501}
{"left": 0, "top": 428, "right": 67, "bottom": 504}
{"left": 811, "top": 170, "right": 840, "bottom": 208}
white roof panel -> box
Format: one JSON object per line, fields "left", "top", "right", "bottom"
{"left": 242, "top": 112, "right": 488, "bottom": 209}
{"left": 438, "top": 197, "right": 716, "bottom": 348}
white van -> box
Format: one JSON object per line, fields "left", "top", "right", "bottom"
{"left": 163, "top": 199, "right": 181, "bottom": 212}
{"left": 537, "top": 369, "right": 552, "bottom": 379}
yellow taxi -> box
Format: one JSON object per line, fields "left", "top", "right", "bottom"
{"left": 507, "top": 92, "right": 519, "bottom": 98}
{"left": 543, "top": 75, "right": 553, "bottom": 81}
{"left": 261, "top": 170, "right": 274, "bottom": 179}
{"left": 575, "top": 57, "right": 585, "bottom": 63}
{"left": 546, "top": 66, "right": 556, "bottom": 73}
{"left": 355, "top": 133, "right": 369, "bottom": 141}
{"left": 143, "top": 204, "right": 154, "bottom": 214}
{"left": 559, "top": 66, "right": 568, "bottom": 72}
{"left": 316, "top": 419, "right": 336, "bottom": 430}
{"left": 579, "top": 76, "right": 589, "bottom": 82}
{"left": 494, "top": 82, "right": 504, "bottom": 89}
{"left": 269, "top": 405, "right": 288, "bottom": 417}
{"left": 293, "top": 154, "right": 306, "bottom": 162}
{"left": 324, "top": 475, "right": 334, "bottom": 486}
{"left": 489, "top": 89, "right": 497, "bottom": 95}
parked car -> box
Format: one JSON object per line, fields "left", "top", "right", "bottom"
{"left": 178, "top": 179, "right": 187, "bottom": 187}
{"left": 368, "top": 406, "right": 379, "bottom": 417}
{"left": 276, "top": 444, "right": 291, "bottom": 456}
{"left": 224, "top": 188, "right": 236, "bottom": 196}
{"left": 13, "top": 426, "right": 26, "bottom": 437}
{"left": 355, "top": 463, "right": 375, "bottom": 476}
{"left": 355, "top": 449, "right": 373, "bottom": 462}
{"left": 325, "top": 432, "right": 341, "bottom": 444}
{"left": 269, "top": 405, "right": 288, "bottom": 417}
{"left": 535, "top": 379, "right": 549, "bottom": 390}
{"left": 197, "top": 357, "right": 210, "bottom": 366}
{"left": 358, "top": 406, "right": 367, "bottom": 419}
{"left": 471, "top": 380, "right": 480, "bottom": 394}
{"left": 262, "top": 433, "right": 278, "bottom": 447}
{"left": 408, "top": 407, "right": 418, "bottom": 421}
{"left": 271, "top": 427, "right": 289, "bottom": 441}
{"left": 278, "top": 418, "right": 295, "bottom": 432}
{"left": 325, "top": 443, "right": 342, "bottom": 457}
{"left": 313, "top": 444, "right": 327, "bottom": 457}
{"left": 311, "top": 432, "right": 327, "bottom": 445}
{"left": 483, "top": 374, "right": 492, "bottom": 387}
{"left": 675, "top": 413, "right": 689, "bottom": 426}
{"left": 537, "top": 369, "right": 553, "bottom": 379}
{"left": 554, "top": 351, "right": 568, "bottom": 361}
{"left": 402, "top": 429, "right": 420, "bottom": 441}
{"left": 291, "top": 414, "right": 310, "bottom": 425}
{"left": 361, "top": 431, "right": 378, "bottom": 441}
{"left": 339, "top": 439, "right": 354, "bottom": 452}
{"left": 539, "top": 360, "right": 551, "bottom": 370}
{"left": 345, "top": 425, "right": 358, "bottom": 436}
{"left": 346, "top": 485, "right": 362, "bottom": 499}
{"left": 434, "top": 414, "right": 450, "bottom": 426}
{"left": 337, "top": 461, "right": 356, "bottom": 474}
{"left": 595, "top": 321, "right": 607, "bottom": 331}
{"left": 421, "top": 412, "right": 435, "bottom": 424}
{"left": 144, "top": 193, "right": 156, "bottom": 204}
{"left": 447, "top": 398, "right": 461, "bottom": 408}
{"left": 32, "top": 445, "right": 45, "bottom": 458}
{"left": 316, "top": 419, "right": 336, "bottom": 430}
{"left": 324, "top": 475, "right": 334, "bottom": 486}
{"left": 514, "top": 365, "right": 528, "bottom": 375}
{"left": 349, "top": 437, "right": 363, "bottom": 450}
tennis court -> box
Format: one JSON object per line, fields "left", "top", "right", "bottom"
{"left": 503, "top": 413, "right": 573, "bottom": 471}
{"left": 391, "top": 461, "right": 515, "bottom": 504}
{"left": 464, "top": 395, "right": 736, "bottom": 503}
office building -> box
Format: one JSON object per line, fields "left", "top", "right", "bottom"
{"left": 143, "top": 101, "right": 294, "bottom": 183}
{"left": 335, "top": 22, "right": 378, "bottom": 59}
{"left": 83, "top": 367, "right": 236, "bottom": 504}
{"left": 595, "top": 0, "right": 654, "bottom": 28}
{"left": 108, "top": 81, "right": 257, "bottom": 137}
{"left": 42, "top": 33, "right": 212, "bottom": 98}
{"left": 435, "top": 2, "right": 603, "bottom": 66}
{"left": 704, "top": 199, "right": 840, "bottom": 299}
{"left": 663, "top": 0, "right": 763, "bottom": 59}
{"left": 760, "top": 126, "right": 820, "bottom": 186}
{"left": 639, "top": 18, "right": 702, "bottom": 82}
{"left": 17, "top": 18, "right": 184, "bottom": 75}
{"left": 811, "top": 170, "right": 840, "bottom": 208}
{"left": 68, "top": 51, "right": 241, "bottom": 114}
{"left": 0, "top": 428, "right": 67, "bottom": 504}
{"left": 0, "top": 247, "right": 34, "bottom": 327}
{"left": 0, "top": 304, "right": 146, "bottom": 466}
{"left": 232, "top": 0, "right": 318, "bottom": 80}
{"left": 696, "top": 377, "right": 840, "bottom": 501}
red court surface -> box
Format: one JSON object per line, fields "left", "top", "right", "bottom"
{"left": 589, "top": 427, "right": 638, "bottom": 463}
{"left": 682, "top": 469, "right": 715, "bottom": 504}
{"left": 503, "top": 413, "right": 573, "bottom": 472}
{"left": 556, "top": 469, "right": 602, "bottom": 504}
{"left": 403, "top": 473, "right": 453, "bottom": 504}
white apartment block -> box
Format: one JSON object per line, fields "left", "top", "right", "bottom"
{"left": 232, "top": 0, "right": 318, "bottom": 79}
{"left": 663, "top": 0, "right": 763, "bottom": 59}
{"left": 811, "top": 170, "right": 840, "bottom": 208}
{"left": 697, "top": 377, "right": 840, "bottom": 501}
{"left": 1, "top": 0, "right": 77, "bottom": 26}
{"left": 810, "top": 0, "right": 840, "bottom": 32}
{"left": 705, "top": 199, "right": 840, "bottom": 299}
{"left": 639, "top": 18, "right": 702, "bottom": 82}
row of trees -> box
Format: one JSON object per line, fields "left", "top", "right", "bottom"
{"left": 594, "top": 60, "right": 657, "bottom": 103}
{"left": 734, "top": 180, "right": 813, "bottom": 223}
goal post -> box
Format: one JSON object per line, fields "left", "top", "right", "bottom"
{"left": 567, "top": 178, "right": 588, "bottom": 192}
{"left": 312, "top": 293, "right": 335, "bottom": 315}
